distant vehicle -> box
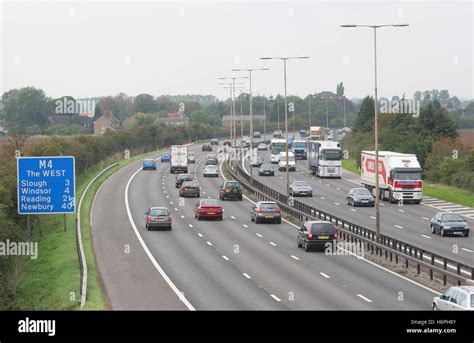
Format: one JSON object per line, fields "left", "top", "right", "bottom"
{"left": 142, "top": 159, "right": 157, "bottom": 170}
{"left": 342, "top": 127, "right": 352, "bottom": 133}
{"left": 179, "top": 180, "right": 200, "bottom": 198}
{"left": 270, "top": 138, "right": 286, "bottom": 163}
{"left": 272, "top": 130, "right": 283, "bottom": 139}
{"left": 257, "top": 143, "right": 267, "bottom": 151}
{"left": 187, "top": 152, "right": 195, "bottom": 164}
{"left": 207, "top": 153, "right": 218, "bottom": 161}
{"left": 205, "top": 158, "right": 218, "bottom": 166}
{"left": 258, "top": 164, "right": 275, "bottom": 176}
{"left": 219, "top": 181, "right": 243, "bottom": 201}
{"left": 160, "top": 153, "right": 171, "bottom": 163}
{"left": 250, "top": 201, "right": 281, "bottom": 224}
{"left": 347, "top": 188, "right": 375, "bottom": 207}
{"left": 210, "top": 138, "right": 219, "bottom": 145}
{"left": 251, "top": 156, "right": 263, "bottom": 167}
{"left": 175, "top": 173, "right": 193, "bottom": 188}
{"left": 253, "top": 131, "right": 261, "bottom": 139}
{"left": 307, "top": 141, "right": 342, "bottom": 178}
{"left": 430, "top": 212, "right": 469, "bottom": 237}
{"left": 361, "top": 151, "right": 423, "bottom": 204}
{"left": 299, "top": 130, "right": 308, "bottom": 138}
{"left": 203, "top": 165, "right": 219, "bottom": 177}
{"left": 289, "top": 181, "right": 313, "bottom": 197}
{"left": 241, "top": 137, "right": 250, "bottom": 148}
{"left": 309, "top": 126, "right": 324, "bottom": 141}
{"left": 287, "top": 134, "right": 295, "bottom": 147}
{"left": 145, "top": 207, "right": 172, "bottom": 231}
{"left": 195, "top": 199, "right": 223, "bottom": 221}
{"left": 223, "top": 140, "right": 232, "bottom": 147}
{"left": 291, "top": 140, "right": 307, "bottom": 160}
{"left": 278, "top": 151, "right": 296, "bottom": 172}
{"left": 170, "top": 146, "right": 188, "bottom": 173}
{"left": 202, "top": 144, "right": 212, "bottom": 151}
{"left": 432, "top": 286, "right": 474, "bottom": 311}
{"left": 297, "top": 221, "right": 337, "bottom": 252}
{"left": 327, "top": 132, "right": 334, "bottom": 140}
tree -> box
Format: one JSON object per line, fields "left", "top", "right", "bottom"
{"left": 93, "top": 103, "right": 103, "bottom": 120}
{"left": 353, "top": 96, "right": 374, "bottom": 133}
{"left": 133, "top": 94, "right": 156, "bottom": 113}
{"left": 190, "top": 110, "right": 221, "bottom": 127}
{"left": 336, "top": 82, "right": 344, "bottom": 96}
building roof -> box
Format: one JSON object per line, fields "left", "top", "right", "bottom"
{"left": 94, "top": 113, "right": 121, "bottom": 124}
{"left": 48, "top": 115, "right": 71, "bottom": 125}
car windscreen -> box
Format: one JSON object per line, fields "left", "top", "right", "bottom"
{"left": 179, "top": 174, "right": 192, "bottom": 179}
{"left": 182, "top": 181, "right": 197, "bottom": 187}
{"left": 311, "top": 223, "right": 334, "bottom": 233}
{"left": 144, "top": 159, "right": 154, "bottom": 163}
{"left": 201, "top": 200, "right": 219, "bottom": 206}
{"left": 150, "top": 209, "right": 168, "bottom": 216}
{"left": 293, "top": 182, "right": 308, "bottom": 187}
{"left": 353, "top": 189, "right": 371, "bottom": 196}
{"left": 226, "top": 182, "right": 240, "bottom": 188}
{"left": 441, "top": 214, "right": 464, "bottom": 222}
{"left": 259, "top": 203, "right": 278, "bottom": 209}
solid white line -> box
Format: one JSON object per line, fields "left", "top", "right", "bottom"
{"left": 291, "top": 255, "right": 300, "bottom": 260}
{"left": 270, "top": 294, "right": 281, "bottom": 302}
{"left": 462, "top": 248, "right": 473, "bottom": 253}
{"left": 270, "top": 242, "right": 277, "bottom": 246}
{"left": 222, "top": 255, "right": 229, "bottom": 260}
{"left": 319, "top": 272, "right": 330, "bottom": 279}
{"left": 242, "top": 273, "right": 251, "bottom": 279}
{"left": 357, "top": 294, "right": 372, "bottom": 303}
{"left": 125, "top": 168, "right": 195, "bottom": 310}
{"left": 421, "top": 235, "right": 432, "bottom": 239}
{"left": 256, "top": 233, "right": 263, "bottom": 238}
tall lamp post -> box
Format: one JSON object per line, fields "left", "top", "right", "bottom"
{"left": 341, "top": 23, "right": 409, "bottom": 241}
{"left": 319, "top": 95, "right": 333, "bottom": 128}
{"left": 260, "top": 56, "right": 309, "bottom": 201}
{"left": 232, "top": 68, "right": 269, "bottom": 185}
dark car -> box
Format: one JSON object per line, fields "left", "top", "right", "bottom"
{"left": 289, "top": 181, "right": 313, "bottom": 197}
{"left": 210, "top": 138, "right": 219, "bottom": 146}
{"left": 145, "top": 207, "right": 172, "bottom": 231}
{"left": 142, "top": 159, "right": 156, "bottom": 170}
{"left": 258, "top": 164, "right": 275, "bottom": 176}
{"left": 202, "top": 144, "right": 212, "bottom": 151}
{"left": 223, "top": 140, "right": 232, "bottom": 147}
{"left": 257, "top": 143, "right": 267, "bottom": 151}
{"left": 297, "top": 221, "right": 337, "bottom": 252}
{"left": 219, "top": 181, "right": 243, "bottom": 201}
{"left": 205, "top": 158, "right": 218, "bottom": 166}
{"left": 347, "top": 188, "right": 375, "bottom": 207}
{"left": 251, "top": 156, "right": 263, "bottom": 168}
{"left": 195, "top": 199, "right": 223, "bottom": 220}
{"left": 299, "top": 130, "right": 308, "bottom": 138}
{"left": 251, "top": 201, "right": 281, "bottom": 224}
{"left": 430, "top": 212, "right": 470, "bottom": 237}
{"left": 179, "top": 181, "right": 200, "bottom": 198}
{"left": 175, "top": 173, "right": 193, "bottom": 188}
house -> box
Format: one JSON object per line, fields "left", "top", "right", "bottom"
{"left": 154, "top": 111, "right": 189, "bottom": 127}
{"left": 78, "top": 116, "right": 93, "bottom": 130}
{"left": 48, "top": 115, "right": 71, "bottom": 125}
{"left": 221, "top": 115, "right": 265, "bottom": 127}
{"left": 93, "top": 113, "right": 121, "bottom": 135}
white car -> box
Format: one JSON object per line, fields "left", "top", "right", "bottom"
{"left": 203, "top": 165, "right": 219, "bottom": 177}
{"left": 187, "top": 152, "right": 195, "bottom": 164}
{"left": 432, "top": 286, "right": 474, "bottom": 311}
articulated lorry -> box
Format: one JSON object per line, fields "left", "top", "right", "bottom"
{"left": 307, "top": 141, "right": 342, "bottom": 178}
{"left": 360, "top": 151, "right": 423, "bottom": 204}
{"left": 309, "top": 126, "right": 325, "bottom": 141}
{"left": 170, "top": 145, "right": 188, "bottom": 174}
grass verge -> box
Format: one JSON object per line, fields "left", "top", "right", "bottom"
{"left": 422, "top": 182, "right": 474, "bottom": 208}
{"left": 341, "top": 159, "right": 359, "bottom": 174}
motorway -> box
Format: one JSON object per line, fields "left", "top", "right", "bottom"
{"left": 243, "top": 145, "right": 474, "bottom": 267}
{"left": 91, "top": 141, "right": 440, "bottom": 310}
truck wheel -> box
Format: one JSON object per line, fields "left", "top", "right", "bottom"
{"left": 389, "top": 190, "right": 394, "bottom": 203}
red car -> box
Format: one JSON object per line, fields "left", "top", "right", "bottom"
{"left": 194, "top": 199, "right": 223, "bottom": 221}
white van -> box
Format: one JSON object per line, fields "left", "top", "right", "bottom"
{"left": 278, "top": 152, "right": 296, "bottom": 172}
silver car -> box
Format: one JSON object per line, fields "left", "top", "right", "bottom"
{"left": 289, "top": 181, "right": 313, "bottom": 197}
{"left": 433, "top": 286, "right": 474, "bottom": 311}
{"left": 203, "top": 165, "right": 219, "bottom": 177}
{"left": 145, "top": 207, "right": 172, "bottom": 231}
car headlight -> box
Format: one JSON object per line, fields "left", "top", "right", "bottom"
{"left": 444, "top": 226, "right": 451, "bottom": 229}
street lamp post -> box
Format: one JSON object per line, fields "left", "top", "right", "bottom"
{"left": 319, "top": 96, "right": 333, "bottom": 128}
{"left": 260, "top": 56, "right": 309, "bottom": 201}
{"left": 232, "top": 68, "right": 269, "bottom": 185}
{"left": 341, "top": 23, "right": 409, "bottom": 241}
{"left": 308, "top": 96, "right": 312, "bottom": 128}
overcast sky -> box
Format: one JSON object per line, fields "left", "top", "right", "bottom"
{"left": 1, "top": 0, "right": 473, "bottom": 100}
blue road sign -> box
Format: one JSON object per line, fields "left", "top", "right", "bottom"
{"left": 17, "top": 156, "right": 76, "bottom": 214}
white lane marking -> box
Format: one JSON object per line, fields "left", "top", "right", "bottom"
{"left": 270, "top": 242, "right": 277, "bottom": 246}
{"left": 231, "top": 216, "right": 236, "bottom": 220}
{"left": 163, "top": 190, "right": 167, "bottom": 194}
{"left": 370, "top": 216, "right": 376, "bottom": 220}
{"left": 379, "top": 203, "right": 385, "bottom": 206}
{"left": 181, "top": 215, "right": 185, "bottom": 219}
{"left": 222, "top": 255, "right": 229, "bottom": 260}
{"left": 357, "top": 294, "right": 372, "bottom": 303}
{"left": 336, "top": 188, "right": 340, "bottom": 191}
{"left": 174, "top": 208, "right": 178, "bottom": 211}
{"left": 319, "top": 272, "right": 330, "bottom": 279}
{"left": 125, "top": 168, "right": 195, "bottom": 310}
{"left": 198, "top": 233, "right": 203, "bottom": 237}
{"left": 256, "top": 233, "right": 263, "bottom": 238}
{"left": 320, "top": 196, "right": 326, "bottom": 200}
{"left": 422, "top": 217, "right": 430, "bottom": 220}
{"left": 242, "top": 273, "right": 251, "bottom": 279}
{"left": 291, "top": 255, "right": 300, "bottom": 260}
{"left": 398, "top": 209, "right": 405, "bottom": 213}
{"left": 189, "top": 224, "right": 193, "bottom": 228}
{"left": 243, "top": 224, "right": 248, "bottom": 228}
{"left": 395, "top": 225, "right": 404, "bottom": 229}
{"left": 462, "top": 248, "right": 473, "bottom": 253}
{"left": 421, "top": 235, "right": 432, "bottom": 239}
{"left": 170, "top": 201, "right": 173, "bottom": 205}
{"left": 350, "top": 208, "right": 357, "bottom": 212}
{"left": 334, "top": 202, "right": 340, "bottom": 206}
{"left": 270, "top": 294, "right": 281, "bottom": 302}
{"left": 206, "top": 241, "right": 213, "bottom": 246}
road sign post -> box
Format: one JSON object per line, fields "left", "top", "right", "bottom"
{"left": 17, "top": 156, "right": 76, "bottom": 215}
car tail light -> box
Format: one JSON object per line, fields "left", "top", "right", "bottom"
{"left": 275, "top": 208, "right": 281, "bottom": 213}
{"left": 168, "top": 217, "right": 172, "bottom": 223}
{"left": 256, "top": 209, "right": 264, "bottom": 213}
{"left": 181, "top": 186, "right": 184, "bottom": 191}
{"left": 147, "top": 216, "right": 152, "bottom": 223}
{"left": 333, "top": 232, "right": 338, "bottom": 240}
{"left": 308, "top": 231, "right": 313, "bottom": 240}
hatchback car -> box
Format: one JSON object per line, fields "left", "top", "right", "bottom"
{"left": 432, "top": 286, "right": 474, "bottom": 311}
{"left": 251, "top": 156, "right": 263, "bottom": 168}
{"left": 195, "top": 199, "right": 223, "bottom": 220}
{"left": 297, "top": 221, "right": 337, "bottom": 252}
{"left": 257, "top": 143, "right": 267, "bottom": 151}
{"left": 258, "top": 164, "right": 275, "bottom": 176}
{"left": 202, "top": 144, "right": 212, "bottom": 151}
{"left": 160, "top": 153, "right": 171, "bottom": 163}
{"left": 347, "top": 188, "right": 375, "bottom": 207}
{"left": 223, "top": 140, "right": 232, "bottom": 147}
{"left": 219, "top": 181, "right": 243, "bottom": 201}
{"left": 210, "top": 138, "right": 219, "bottom": 145}
{"left": 289, "top": 181, "right": 313, "bottom": 197}
{"left": 179, "top": 181, "right": 200, "bottom": 198}
{"left": 142, "top": 159, "right": 156, "bottom": 170}
{"left": 430, "top": 212, "right": 470, "bottom": 237}
{"left": 145, "top": 207, "right": 172, "bottom": 231}
{"left": 203, "top": 165, "right": 219, "bottom": 177}
{"left": 205, "top": 158, "right": 218, "bottom": 166}
{"left": 250, "top": 201, "right": 281, "bottom": 224}
{"left": 175, "top": 173, "right": 193, "bottom": 188}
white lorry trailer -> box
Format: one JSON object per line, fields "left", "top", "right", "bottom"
{"left": 307, "top": 141, "right": 342, "bottom": 178}
{"left": 170, "top": 145, "right": 188, "bottom": 174}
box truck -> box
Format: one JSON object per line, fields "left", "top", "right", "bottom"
{"left": 170, "top": 145, "right": 188, "bottom": 174}
{"left": 360, "top": 151, "right": 423, "bottom": 204}
{"left": 307, "top": 141, "right": 342, "bottom": 178}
